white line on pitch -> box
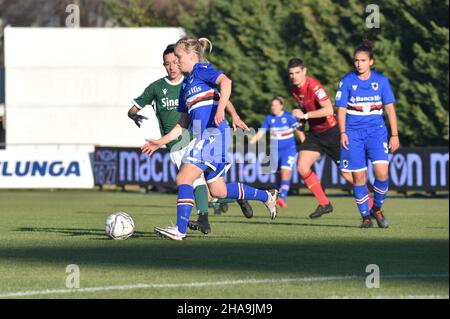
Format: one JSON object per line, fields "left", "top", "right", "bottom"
{"left": 0, "top": 273, "right": 447, "bottom": 298}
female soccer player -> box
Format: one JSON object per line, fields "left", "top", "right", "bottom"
{"left": 132, "top": 44, "right": 253, "bottom": 235}
{"left": 142, "top": 37, "right": 278, "bottom": 240}
{"left": 250, "top": 97, "right": 298, "bottom": 208}
{"left": 336, "top": 39, "right": 400, "bottom": 228}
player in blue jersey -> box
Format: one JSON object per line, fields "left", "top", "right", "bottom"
{"left": 142, "top": 36, "right": 278, "bottom": 240}
{"left": 335, "top": 39, "right": 400, "bottom": 228}
{"left": 250, "top": 97, "right": 298, "bottom": 208}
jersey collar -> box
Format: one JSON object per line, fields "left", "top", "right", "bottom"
{"left": 164, "top": 75, "right": 184, "bottom": 86}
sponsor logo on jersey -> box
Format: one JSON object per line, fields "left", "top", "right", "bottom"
{"left": 187, "top": 86, "right": 202, "bottom": 96}
{"left": 350, "top": 95, "right": 381, "bottom": 103}
{"left": 315, "top": 88, "right": 327, "bottom": 100}
{"left": 162, "top": 98, "right": 179, "bottom": 108}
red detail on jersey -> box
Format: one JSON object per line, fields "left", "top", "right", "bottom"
{"left": 347, "top": 104, "right": 383, "bottom": 112}
{"left": 291, "top": 77, "right": 336, "bottom": 133}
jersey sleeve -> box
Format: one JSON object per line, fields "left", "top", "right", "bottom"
{"left": 381, "top": 76, "right": 396, "bottom": 105}
{"left": 335, "top": 78, "right": 349, "bottom": 108}
{"left": 312, "top": 81, "right": 329, "bottom": 103}
{"left": 196, "top": 64, "right": 224, "bottom": 86}
{"left": 260, "top": 116, "right": 270, "bottom": 131}
{"left": 177, "top": 85, "right": 188, "bottom": 113}
{"left": 289, "top": 114, "right": 299, "bottom": 129}
{"left": 132, "top": 82, "right": 156, "bottom": 110}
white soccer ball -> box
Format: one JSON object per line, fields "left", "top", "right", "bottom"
{"left": 105, "top": 212, "right": 135, "bottom": 240}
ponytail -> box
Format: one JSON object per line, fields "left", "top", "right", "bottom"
{"left": 354, "top": 37, "right": 374, "bottom": 59}
{"left": 175, "top": 36, "right": 213, "bottom": 62}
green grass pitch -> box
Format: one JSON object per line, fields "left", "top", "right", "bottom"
{"left": 0, "top": 190, "right": 448, "bottom": 299}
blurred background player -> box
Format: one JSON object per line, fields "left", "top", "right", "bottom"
{"left": 288, "top": 58, "right": 373, "bottom": 219}
{"left": 250, "top": 97, "right": 298, "bottom": 208}
{"left": 129, "top": 44, "right": 252, "bottom": 235}
{"left": 142, "top": 37, "right": 278, "bottom": 240}
{"left": 336, "top": 39, "right": 399, "bottom": 228}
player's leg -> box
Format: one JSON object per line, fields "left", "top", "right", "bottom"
{"left": 170, "top": 143, "right": 211, "bottom": 234}
{"left": 297, "top": 148, "right": 333, "bottom": 218}
{"left": 367, "top": 127, "right": 390, "bottom": 228}
{"left": 188, "top": 177, "right": 212, "bottom": 234}
{"left": 340, "top": 129, "right": 372, "bottom": 228}
{"left": 277, "top": 149, "right": 296, "bottom": 208}
{"left": 322, "top": 126, "right": 374, "bottom": 210}
{"left": 205, "top": 165, "right": 278, "bottom": 219}
{"left": 155, "top": 163, "right": 204, "bottom": 240}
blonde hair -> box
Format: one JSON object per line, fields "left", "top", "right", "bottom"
{"left": 175, "top": 36, "right": 213, "bottom": 62}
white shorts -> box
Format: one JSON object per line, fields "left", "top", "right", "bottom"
{"left": 169, "top": 140, "right": 206, "bottom": 188}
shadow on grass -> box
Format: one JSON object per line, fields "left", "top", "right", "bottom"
{"left": 15, "top": 227, "right": 148, "bottom": 239}
{"left": 3, "top": 228, "right": 449, "bottom": 279}
{"left": 212, "top": 220, "right": 357, "bottom": 229}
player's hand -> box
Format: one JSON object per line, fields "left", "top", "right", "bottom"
{"left": 292, "top": 109, "right": 305, "bottom": 120}
{"left": 341, "top": 133, "right": 349, "bottom": 150}
{"left": 132, "top": 114, "right": 148, "bottom": 128}
{"left": 214, "top": 108, "right": 226, "bottom": 126}
{"left": 231, "top": 115, "right": 250, "bottom": 131}
{"left": 389, "top": 135, "right": 400, "bottom": 153}
{"left": 141, "top": 139, "right": 162, "bottom": 156}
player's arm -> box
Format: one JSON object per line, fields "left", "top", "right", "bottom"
{"left": 384, "top": 103, "right": 400, "bottom": 152}
{"left": 214, "top": 74, "right": 232, "bottom": 125}
{"left": 295, "top": 130, "right": 306, "bottom": 143}
{"left": 292, "top": 98, "right": 334, "bottom": 120}
{"left": 337, "top": 107, "right": 348, "bottom": 150}
{"left": 141, "top": 113, "right": 188, "bottom": 156}
{"left": 127, "top": 106, "right": 148, "bottom": 128}
{"left": 226, "top": 100, "right": 250, "bottom": 131}
{"left": 249, "top": 130, "right": 266, "bottom": 144}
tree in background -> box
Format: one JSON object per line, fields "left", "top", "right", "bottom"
{"left": 106, "top": 0, "right": 198, "bottom": 27}
{"left": 109, "top": 0, "right": 449, "bottom": 146}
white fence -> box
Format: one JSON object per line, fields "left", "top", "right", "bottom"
{"left": 4, "top": 27, "right": 184, "bottom": 151}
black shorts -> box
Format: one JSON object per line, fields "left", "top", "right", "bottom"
{"left": 298, "top": 125, "right": 341, "bottom": 164}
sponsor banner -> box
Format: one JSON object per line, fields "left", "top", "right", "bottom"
{"left": 93, "top": 147, "right": 449, "bottom": 192}
{"left": 0, "top": 151, "right": 94, "bottom": 188}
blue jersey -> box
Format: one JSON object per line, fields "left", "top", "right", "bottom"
{"left": 261, "top": 112, "right": 298, "bottom": 150}
{"left": 178, "top": 63, "right": 229, "bottom": 137}
{"left": 335, "top": 71, "right": 396, "bottom": 130}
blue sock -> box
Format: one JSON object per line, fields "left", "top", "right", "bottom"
{"left": 373, "top": 179, "right": 389, "bottom": 209}
{"left": 226, "top": 183, "right": 268, "bottom": 202}
{"left": 176, "top": 184, "right": 194, "bottom": 234}
{"left": 279, "top": 180, "right": 290, "bottom": 201}
{"left": 353, "top": 185, "right": 370, "bottom": 218}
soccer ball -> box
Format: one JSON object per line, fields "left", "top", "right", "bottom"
{"left": 105, "top": 212, "right": 135, "bottom": 240}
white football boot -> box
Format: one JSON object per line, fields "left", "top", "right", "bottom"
{"left": 154, "top": 226, "right": 186, "bottom": 241}
{"left": 264, "top": 189, "right": 279, "bottom": 219}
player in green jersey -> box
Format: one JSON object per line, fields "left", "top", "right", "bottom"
{"left": 128, "top": 44, "right": 253, "bottom": 235}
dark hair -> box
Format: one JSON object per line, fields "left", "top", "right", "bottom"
{"left": 354, "top": 38, "right": 374, "bottom": 59}
{"left": 163, "top": 44, "right": 175, "bottom": 59}
{"left": 272, "top": 96, "right": 284, "bottom": 105}
{"left": 287, "top": 58, "right": 305, "bottom": 69}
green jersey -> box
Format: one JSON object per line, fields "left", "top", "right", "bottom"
{"left": 133, "top": 76, "right": 184, "bottom": 151}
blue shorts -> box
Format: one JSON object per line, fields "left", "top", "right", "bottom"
{"left": 184, "top": 130, "right": 232, "bottom": 183}
{"left": 271, "top": 146, "right": 297, "bottom": 172}
{"left": 340, "top": 124, "right": 389, "bottom": 172}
